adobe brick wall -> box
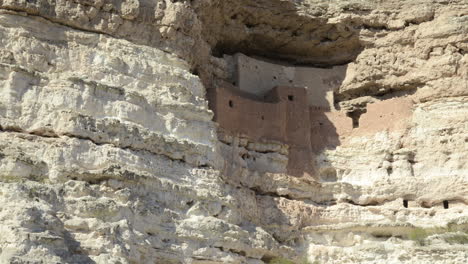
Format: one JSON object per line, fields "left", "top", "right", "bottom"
{"left": 310, "top": 108, "right": 353, "bottom": 153}
{"left": 208, "top": 82, "right": 413, "bottom": 178}
{"left": 356, "top": 97, "right": 413, "bottom": 134}
{"left": 208, "top": 84, "right": 287, "bottom": 142}
{"left": 208, "top": 84, "right": 316, "bottom": 176}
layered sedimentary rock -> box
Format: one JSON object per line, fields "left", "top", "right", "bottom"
{"left": 0, "top": 1, "right": 467, "bottom": 264}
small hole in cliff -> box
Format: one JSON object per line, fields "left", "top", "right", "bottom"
{"left": 289, "top": 80, "right": 293, "bottom": 83}
{"left": 261, "top": 116, "right": 265, "bottom": 120}
{"left": 320, "top": 168, "right": 337, "bottom": 182}
{"left": 288, "top": 95, "right": 294, "bottom": 101}
{"left": 387, "top": 167, "right": 393, "bottom": 175}
{"left": 191, "top": 67, "right": 199, "bottom": 76}
{"left": 443, "top": 200, "right": 449, "bottom": 209}
{"left": 229, "top": 100, "right": 234, "bottom": 108}
{"left": 231, "top": 14, "right": 238, "bottom": 20}
{"left": 319, "top": 122, "right": 323, "bottom": 126}
{"left": 403, "top": 200, "right": 408, "bottom": 208}
{"left": 186, "top": 200, "right": 194, "bottom": 206}
{"left": 273, "top": 76, "right": 277, "bottom": 80}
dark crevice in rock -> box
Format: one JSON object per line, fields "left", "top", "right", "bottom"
{"left": 336, "top": 84, "right": 419, "bottom": 105}
{"left": 343, "top": 199, "right": 380, "bottom": 207}
{"left": 0, "top": 8, "right": 186, "bottom": 63}
{"left": 0, "top": 7, "right": 111, "bottom": 37}
{"left": 213, "top": 246, "right": 248, "bottom": 258}
{"left": 0, "top": 127, "right": 212, "bottom": 169}
{"left": 248, "top": 186, "right": 293, "bottom": 200}
{"left": 219, "top": 139, "right": 286, "bottom": 156}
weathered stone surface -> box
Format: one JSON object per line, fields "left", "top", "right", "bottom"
{"left": 0, "top": 0, "right": 467, "bottom": 263}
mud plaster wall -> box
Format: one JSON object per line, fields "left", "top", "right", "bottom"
{"left": 209, "top": 84, "right": 309, "bottom": 143}
{"left": 232, "top": 53, "right": 346, "bottom": 109}
{"left": 310, "top": 108, "right": 353, "bottom": 153}
{"left": 209, "top": 84, "right": 414, "bottom": 177}
{"left": 209, "top": 84, "right": 314, "bottom": 176}
{"left": 211, "top": 54, "right": 414, "bottom": 177}
{"left": 355, "top": 97, "right": 414, "bottom": 135}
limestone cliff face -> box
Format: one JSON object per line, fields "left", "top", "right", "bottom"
{"left": 0, "top": 1, "right": 467, "bottom": 263}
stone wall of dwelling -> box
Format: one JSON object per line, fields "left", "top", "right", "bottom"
{"left": 208, "top": 84, "right": 315, "bottom": 176}
{"left": 230, "top": 53, "right": 346, "bottom": 110}
{"left": 310, "top": 108, "right": 353, "bottom": 153}
{"left": 208, "top": 83, "right": 414, "bottom": 177}
{"left": 209, "top": 84, "right": 311, "bottom": 145}
{"left": 356, "top": 97, "right": 414, "bottom": 134}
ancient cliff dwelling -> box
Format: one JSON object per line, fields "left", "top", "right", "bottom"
{"left": 0, "top": 0, "right": 467, "bottom": 264}
{"left": 208, "top": 53, "right": 352, "bottom": 177}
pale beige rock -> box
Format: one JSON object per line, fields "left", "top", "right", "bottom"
{"left": 0, "top": 0, "right": 467, "bottom": 264}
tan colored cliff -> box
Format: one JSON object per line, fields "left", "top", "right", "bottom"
{"left": 0, "top": 1, "right": 467, "bottom": 263}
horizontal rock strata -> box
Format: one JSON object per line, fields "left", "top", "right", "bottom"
{"left": 0, "top": 0, "right": 467, "bottom": 263}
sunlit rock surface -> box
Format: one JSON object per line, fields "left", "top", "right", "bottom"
{"left": 0, "top": 1, "right": 467, "bottom": 263}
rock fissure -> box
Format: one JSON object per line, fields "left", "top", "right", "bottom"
{"left": 0, "top": 126, "right": 212, "bottom": 169}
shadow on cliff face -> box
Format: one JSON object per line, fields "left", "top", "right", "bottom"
{"left": 202, "top": 0, "right": 363, "bottom": 67}
{"left": 288, "top": 67, "right": 347, "bottom": 178}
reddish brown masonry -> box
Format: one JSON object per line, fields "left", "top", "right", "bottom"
{"left": 208, "top": 83, "right": 353, "bottom": 177}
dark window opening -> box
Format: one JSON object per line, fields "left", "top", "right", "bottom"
{"left": 289, "top": 80, "right": 293, "bottom": 83}
{"left": 229, "top": 100, "right": 234, "bottom": 108}
{"left": 403, "top": 200, "right": 408, "bottom": 208}
{"left": 346, "top": 109, "right": 367, "bottom": 128}
{"left": 261, "top": 116, "right": 265, "bottom": 120}
{"left": 319, "top": 122, "right": 323, "bottom": 126}
{"left": 288, "top": 95, "right": 294, "bottom": 101}
{"left": 386, "top": 167, "right": 393, "bottom": 175}
{"left": 443, "top": 200, "right": 449, "bottom": 209}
